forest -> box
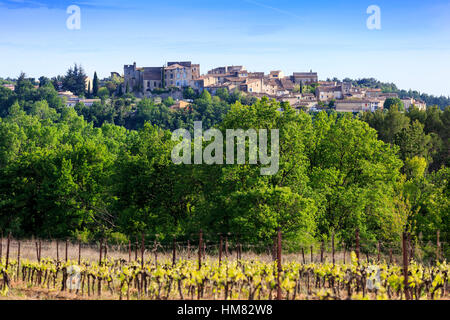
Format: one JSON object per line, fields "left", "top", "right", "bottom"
{"left": 0, "top": 74, "right": 448, "bottom": 259}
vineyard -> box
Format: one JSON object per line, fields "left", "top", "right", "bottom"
{"left": 0, "top": 232, "right": 448, "bottom": 300}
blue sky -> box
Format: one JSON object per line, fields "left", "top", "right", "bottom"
{"left": 0, "top": 0, "right": 449, "bottom": 96}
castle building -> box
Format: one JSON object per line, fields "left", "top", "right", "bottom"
{"left": 124, "top": 61, "right": 200, "bottom": 94}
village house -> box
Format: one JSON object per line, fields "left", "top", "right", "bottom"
{"left": 57, "top": 90, "right": 100, "bottom": 107}
{"left": 263, "top": 79, "right": 281, "bottom": 96}
{"left": 248, "top": 72, "right": 265, "bottom": 79}
{"left": 64, "top": 97, "right": 101, "bottom": 107}
{"left": 124, "top": 61, "right": 200, "bottom": 94}
{"left": 169, "top": 100, "right": 191, "bottom": 110}
{"left": 143, "top": 67, "right": 164, "bottom": 92}
{"left": 192, "top": 75, "right": 218, "bottom": 92}
{"left": 164, "top": 61, "right": 200, "bottom": 89}
{"left": 347, "top": 88, "right": 365, "bottom": 99}
{"left": 379, "top": 92, "right": 399, "bottom": 99}
{"left": 208, "top": 66, "right": 244, "bottom": 75}
{"left": 291, "top": 71, "right": 318, "bottom": 84}
{"left": 402, "top": 98, "right": 427, "bottom": 111}
{"left": 335, "top": 100, "right": 371, "bottom": 113}
{"left": 239, "top": 78, "right": 264, "bottom": 93}
{"left": 293, "top": 100, "right": 319, "bottom": 110}
{"left": 2, "top": 84, "right": 15, "bottom": 91}
{"left": 365, "top": 88, "right": 382, "bottom": 98}
{"left": 301, "top": 93, "right": 317, "bottom": 101}
{"left": 269, "top": 71, "right": 284, "bottom": 79}
{"left": 316, "top": 86, "right": 343, "bottom": 101}
{"left": 204, "top": 82, "right": 238, "bottom": 95}
{"left": 58, "top": 90, "right": 77, "bottom": 100}
{"left": 335, "top": 98, "right": 385, "bottom": 113}
{"left": 318, "top": 81, "right": 338, "bottom": 87}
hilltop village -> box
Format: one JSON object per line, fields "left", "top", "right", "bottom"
{"left": 122, "top": 61, "right": 427, "bottom": 112}
{"left": 1, "top": 61, "right": 428, "bottom": 113}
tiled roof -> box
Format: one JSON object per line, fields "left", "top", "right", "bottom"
{"left": 165, "top": 64, "right": 185, "bottom": 70}
{"left": 168, "top": 61, "right": 192, "bottom": 68}
{"left": 318, "top": 86, "right": 341, "bottom": 92}
{"left": 280, "top": 78, "right": 295, "bottom": 90}
{"left": 293, "top": 72, "right": 318, "bottom": 77}
{"left": 225, "top": 77, "right": 247, "bottom": 82}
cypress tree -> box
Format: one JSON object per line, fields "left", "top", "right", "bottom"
{"left": 93, "top": 72, "right": 99, "bottom": 97}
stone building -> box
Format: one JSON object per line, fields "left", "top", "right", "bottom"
{"left": 124, "top": 61, "right": 200, "bottom": 93}
{"left": 316, "top": 86, "right": 343, "bottom": 101}
{"left": 142, "top": 67, "right": 163, "bottom": 92}
{"left": 335, "top": 99, "right": 385, "bottom": 113}
{"left": 291, "top": 71, "right": 318, "bottom": 84}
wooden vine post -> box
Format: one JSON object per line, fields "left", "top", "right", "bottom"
{"left": 35, "top": 241, "right": 40, "bottom": 262}
{"left": 154, "top": 237, "right": 158, "bottom": 267}
{"left": 172, "top": 236, "right": 176, "bottom": 266}
{"left": 0, "top": 232, "right": 3, "bottom": 260}
{"left": 276, "top": 228, "right": 282, "bottom": 300}
{"left": 343, "top": 243, "right": 346, "bottom": 264}
{"left": 198, "top": 230, "right": 203, "bottom": 270}
{"left": 135, "top": 237, "right": 138, "bottom": 261}
{"left": 225, "top": 237, "right": 229, "bottom": 257}
{"left": 78, "top": 241, "right": 81, "bottom": 265}
{"left": 377, "top": 240, "right": 381, "bottom": 262}
{"left": 16, "top": 240, "right": 21, "bottom": 281}
{"left": 355, "top": 228, "right": 360, "bottom": 263}
{"left": 332, "top": 232, "right": 335, "bottom": 266}
{"left": 99, "top": 239, "right": 103, "bottom": 265}
{"left": 5, "top": 233, "right": 10, "bottom": 269}
{"left": 141, "top": 233, "right": 144, "bottom": 268}
{"left": 65, "top": 239, "right": 68, "bottom": 262}
{"left": 128, "top": 240, "right": 131, "bottom": 263}
{"left": 219, "top": 235, "right": 223, "bottom": 266}
{"left": 402, "top": 232, "right": 411, "bottom": 300}
{"left": 436, "top": 230, "right": 441, "bottom": 261}
{"left": 104, "top": 239, "right": 108, "bottom": 262}
{"left": 320, "top": 240, "right": 324, "bottom": 263}
{"left": 187, "top": 240, "right": 190, "bottom": 259}
{"left": 56, "top": 241, "right": 59, "bottom": 261}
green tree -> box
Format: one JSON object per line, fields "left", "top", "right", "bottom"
{"left": 183, "top": 87, "right": 196, "bottom": 100}
{"left": 93, "top": 72, "right": 99, "bottom": 97}
{"left": 38, "top": 76, "right": 51, "bottom": 88}
{"left": 163, "top": 97, "right": 175, "bottom": 107}
{"left": 62, "top": 64, "right": 87, "bottom": 96}
{"left": 384, "top": 97, "right": 405, "bottom": 111}
{"left": 394, "top": 120, "right": 433, "bottom": 163}
{"left": 309, "top": 112, "right": 405, "bottom": 242}
{"left": 98, "top": 87, "right": 110, "bottom": 101}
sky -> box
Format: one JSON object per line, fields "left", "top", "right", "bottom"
{"left": 0, "top": 0, "right": 449, "bottom": 96}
